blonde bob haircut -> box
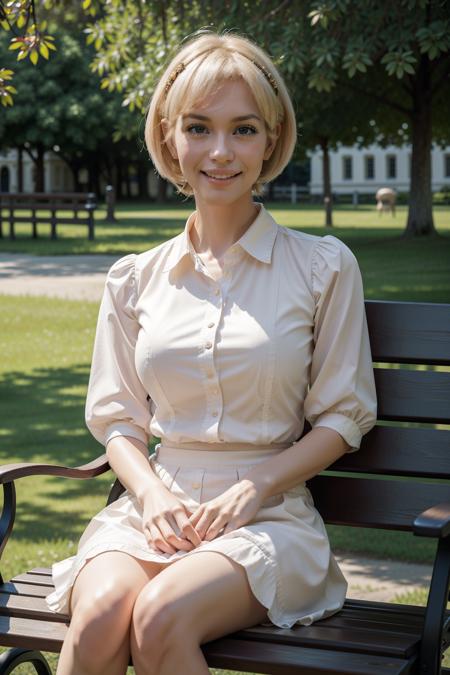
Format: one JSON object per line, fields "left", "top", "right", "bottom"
{"left": 145, "top": 30, "right": 297, "bottom": 196}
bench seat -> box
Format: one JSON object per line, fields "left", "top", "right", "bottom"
{"left": 1, "top": 567, "right": 445, "bottom": 674}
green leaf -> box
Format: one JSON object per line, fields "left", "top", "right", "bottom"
{"left": 29, "top": 50, "right": 39, "bottom": 65}
{"left": 40, "top": 43, "right": 50, "bottom": 59}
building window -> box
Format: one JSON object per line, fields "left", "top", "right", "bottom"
{"left": 386, "top": 154, "right": 397, "bottom": 179}
{"left": 445, "top": 154, "right": 450, "bottom": 178}
{"left": 364, "top": 155, "right": 375, "bottom": 180}
{"left": 342, "top": 156, "right": 353, "bottom": 180}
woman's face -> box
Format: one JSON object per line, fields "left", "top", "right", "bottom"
{"left": 164, "top": 79, "right": 278, "bottom": 207}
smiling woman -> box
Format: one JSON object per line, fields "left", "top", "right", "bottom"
{"left": 47, "top": 30, "right": 377, "bottom": 675}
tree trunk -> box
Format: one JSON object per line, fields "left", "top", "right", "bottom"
{"left": 17, "top": 147, "right": 24, "bottom": 192}
{"left": 116, "top": 159, "right": 123, "bottom": 200}
{"left": 137, "top": 161, "right": 149, "bottom": 198}
{"left": 157, "top": 174, "right": 167, "bottom": 202}
{"left": 35, "top": 145, "right": 45, "bottom": 192}
{"left": 320, "top": 138, "right": 333, "bottom": 227}
{"left": 404, "top": 54, "right": 436, "bottom": 237}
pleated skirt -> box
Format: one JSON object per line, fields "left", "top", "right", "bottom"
{"left": 46, "top": 444, "right": 347, "bottom": 628}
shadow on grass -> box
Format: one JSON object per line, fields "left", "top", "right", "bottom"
{"left": 0, "top": 364, "right": 97, "bottom": 464}
{"left": 0, "top": 364, "right": 114, "bottom": 539}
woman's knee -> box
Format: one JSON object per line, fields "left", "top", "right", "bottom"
{"left": 131, "top": 580, "right": 189, "bottom": 661}
{"left": 69, "top": 582, "right": 135, "bottom": 666}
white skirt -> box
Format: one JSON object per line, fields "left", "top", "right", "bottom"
{"left": 46, "top": 444, "right": 347, "bottom": 628}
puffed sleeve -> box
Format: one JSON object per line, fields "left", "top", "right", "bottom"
{"left": 304, "top": 235, "right": 377, "bottom": 452}
{"left": 85, "top": 254, "right": 151, "bottom": 447}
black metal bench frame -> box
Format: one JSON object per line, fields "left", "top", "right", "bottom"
{"left": 0, "top": 299, "right": 449, "bottom": 674}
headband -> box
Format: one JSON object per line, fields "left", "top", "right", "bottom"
{"left": 163, "top": 57, "right": 279, "bottom": 97}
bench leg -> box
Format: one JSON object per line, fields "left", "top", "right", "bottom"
{"left": 0, "top": 648, "right": 52, "bottom": 674}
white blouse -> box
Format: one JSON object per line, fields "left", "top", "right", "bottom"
{"left": 85, "top": 203, "right": 377, "bottom": 453}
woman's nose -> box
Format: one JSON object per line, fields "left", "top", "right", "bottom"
{"left": 209, "top": 133, "right": 234, "bottom": 161}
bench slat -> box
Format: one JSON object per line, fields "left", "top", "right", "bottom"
{"left": 0, "top": 594, "right": 68, "bottom": 623}
{"left": 0, "top": 615, "right": 67, "bottom": 652}
{"left": 238, "top": 623, "right": 419, "bottom": 658}
{"left": 11, "top": 573, "right": 54, "bottom": 587}
{"left": 29, "top": 568, "right": 52, "bottom": 576}
{"left": 0, "top": 582, "right": 52, "bottom": 598}
{"left": 374, "top": 368, "right": 450, "bottom": 423}
{"left": 334, "top": 426, "right": 450, "bottom": 479}
{"left": 366, "top": 300, "right": 450, "bottom": 365}
{"left": 203, "top": 637, "right": 415, "bottom": 674}
{"left": 309, "top": 475, "right": 450, "bottom": 530}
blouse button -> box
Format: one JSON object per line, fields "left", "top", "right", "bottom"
{"left": 208, "top": 322, "right": 214, "bottom": 328}
{"left": 205, "top": 341, "right": 212, "bottom": 349}
{"left": 214, "top": 288, "right": 220, "bottom": 296}
{"left": 192, "top": 482, "right": 201, "bottom": 490}
{"left": 211, "top": 411, "right": 218, "bottom": 417}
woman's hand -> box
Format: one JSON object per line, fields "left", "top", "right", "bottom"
{"left": 188, "top": 479, "right": 264, "bottom": 542}
{"left": 140, "top": 485, "right": 203, "bottom": 554}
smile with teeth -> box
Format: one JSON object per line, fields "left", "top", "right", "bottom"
{"left": 201, "top": 171, "right": 241, "bottom": 180}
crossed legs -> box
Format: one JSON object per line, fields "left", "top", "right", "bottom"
{"left": 56, "top": 549, "right": 268, "bottom": 675}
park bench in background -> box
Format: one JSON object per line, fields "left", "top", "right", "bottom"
{"left": 0, "top": 192, "right": 97, "bottom": 241}
{"left": 0, "top": 299, "right": 449, "bottom": 674}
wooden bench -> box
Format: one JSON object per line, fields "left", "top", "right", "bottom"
{"left": 0, "top": 192, "right": 97, "bottom": 241}
{"left": 0, "top": 299, "right": 449, "bottom": 674}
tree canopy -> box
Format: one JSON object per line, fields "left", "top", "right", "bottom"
{"left": 1, "top": 0, "right": 449, "bottom": 234}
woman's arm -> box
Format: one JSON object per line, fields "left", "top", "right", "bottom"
{"left": 241, "top": 427, "right": 349, "bottom": 500}
{"left": 107, "top": 436, "right": 202, "bottom": 553}
{"left": 189, "top": 428, "right": 348, "bottom": 541}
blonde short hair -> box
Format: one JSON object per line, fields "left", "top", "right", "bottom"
{"left": 145, "top": 30, "right": 297, "bottom": 196}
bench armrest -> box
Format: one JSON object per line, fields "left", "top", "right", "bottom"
{"left": 413, "top": 501, "right": 450, "bottom": 538}
{"left": 0, "top": 454, "right": 110, "bottom": 483}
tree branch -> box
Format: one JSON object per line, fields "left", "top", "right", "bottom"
{"left": 262, "top": 0, "right": 292, "bottom": 20}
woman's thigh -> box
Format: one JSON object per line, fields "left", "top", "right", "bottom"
{"left": 133, "top": 550, "right": 268, "bottom": 644}
{"left": 70, "top": 551, "right": 163, "bottom": 616}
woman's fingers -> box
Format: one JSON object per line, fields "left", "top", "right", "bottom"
{"left": 203, "top": 517, "right": 227, "bottom": 541}
{"left": 176, "top": 512, "right": 203, "bottom": 547}
{"left": 146, "top": 523, "right": 178, "bottom": 554}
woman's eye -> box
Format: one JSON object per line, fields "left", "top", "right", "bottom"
{"left": 235, "top": 125, "right": 257, "bottom": 135}
{"left": 186, "top": 124, "right": 207, "bottom": 134}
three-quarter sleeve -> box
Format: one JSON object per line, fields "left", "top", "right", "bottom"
{"left": 304, "top": 236, "right": 377, "bottom": 452}
{"left": 85, "top": 254, "right": 151, "bottom": 447}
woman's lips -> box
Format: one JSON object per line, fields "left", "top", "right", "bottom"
{"left": 200, "top": 171, "right": 242, "bottom": 182}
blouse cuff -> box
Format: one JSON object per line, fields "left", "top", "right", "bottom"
{"left": 311, "top": 413, "right": 362, "bottom": 453}
{"left": 104, "top": 423, "right": 149, "bottom": 448}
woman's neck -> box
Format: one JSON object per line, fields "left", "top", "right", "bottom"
{"left": 190, "top": 197, "right": 259, "bottom": 261}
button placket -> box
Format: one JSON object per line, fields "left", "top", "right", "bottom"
{"left": 200, "top": 280, "right": 225, "bottom": 438}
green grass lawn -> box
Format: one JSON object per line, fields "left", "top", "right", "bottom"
{"left": 1, "top": 202, "right": 450, "bottom": 301}
{"left": 0, "top": 202, "right": 449, "bottom": 673}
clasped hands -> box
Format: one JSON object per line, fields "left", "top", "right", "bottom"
{"left": 141, "top": 478, "right": 264, "bottom": 555}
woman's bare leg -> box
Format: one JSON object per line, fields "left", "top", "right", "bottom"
{"left": 130, "top": 551, "right": 268, "bottom": 675}
{"left": 56, "top": 551, "right": 162, "bottom": 675}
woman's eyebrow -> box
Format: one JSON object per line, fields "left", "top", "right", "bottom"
{"left": 183, "top": 113, "right": 261, "bottom": 122}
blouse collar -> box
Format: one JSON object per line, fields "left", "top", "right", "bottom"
{"left": 163, "top": 203, "right": 278, "bottom": 272}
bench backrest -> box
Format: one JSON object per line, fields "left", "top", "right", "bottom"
{"left": 309, "top": 300, "right": 450, "bottom": 532}
{"left": 0, "top": 192, "right": 95, "bottom": 208}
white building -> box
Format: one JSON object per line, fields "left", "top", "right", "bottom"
{"left": 309, "top": 144, "right": 450, "bottom": 196}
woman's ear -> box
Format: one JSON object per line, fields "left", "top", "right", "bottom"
{"left": 264, "top": 122, "right": 281, "bottom": 161}
{"left": 161, "top": 118, "right": 178, "bottom": 160}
